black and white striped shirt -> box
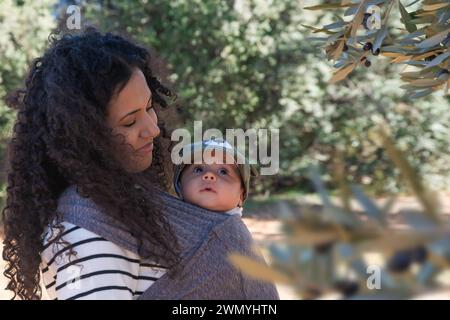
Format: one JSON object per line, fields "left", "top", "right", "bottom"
{"left": 40, "top": 222, "right": 167, "bottom": 300}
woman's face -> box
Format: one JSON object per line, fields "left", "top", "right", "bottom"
{"left": 106, "top": 68, "right": 160, "bottom": 173}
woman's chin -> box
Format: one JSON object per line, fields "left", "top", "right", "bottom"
{"left": 125, "top": 155, "right": 153, "bottom": 173}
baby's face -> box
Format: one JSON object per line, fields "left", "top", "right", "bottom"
{"left": 179, "top": 159, "right": 244, "bottom": 212}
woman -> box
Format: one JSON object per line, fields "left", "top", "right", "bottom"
{"left": 2, "top": 28, "right": 279, "bottom": 300}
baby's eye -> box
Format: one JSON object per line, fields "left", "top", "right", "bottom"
{"left": 218, "top": 168, "right": 228, "bottom": 175}
{"left": 193, "top": 166, "right": 203, "bottom": 173}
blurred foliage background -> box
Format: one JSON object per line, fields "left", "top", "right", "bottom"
{"left": 0, "top": 0, "right": 56, "bottom": 209}
{"left": 0, "top": 0, "right": 448, "bottom": 205}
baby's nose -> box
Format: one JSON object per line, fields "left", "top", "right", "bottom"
{"left": 202, "top": 172, "right": 216, "bottom": 181}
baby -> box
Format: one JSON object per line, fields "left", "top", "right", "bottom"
{"left": 173, "top": 138, "right": 257, "bottom": 216}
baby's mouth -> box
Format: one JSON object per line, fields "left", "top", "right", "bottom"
{"left": 200, "top": 187, "right": 217, "bottom": 193}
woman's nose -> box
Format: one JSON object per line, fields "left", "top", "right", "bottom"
{"left": 202, "top": 171, "right": 216, "bottom": 181}
{"left": 140, "top": 120, "right": 160, "bottom": 139}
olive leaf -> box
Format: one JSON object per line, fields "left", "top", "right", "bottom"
{"left": 303, "top": 0, "right": 449, "bottom": 98}
{"left": 399, "top": 1, "right": 417, "bottom": 33}
{"left": 415, "top": 28, "right": 450, "bottom": 49}
{"left": 228, "top": 253, "right": 291, "bottom": 284}
{"left": 329, "top": 63, "right": 357, "bottom": 83}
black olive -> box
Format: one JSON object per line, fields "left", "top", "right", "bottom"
{"left": 387, "top": 250, "right": 413, "bottom": 273}
{"left": 303, "top": 286, "right": 322, "bottom": 300}
{"left": 363, "top": 42, "right": 373, "bottom": 51}
{"left": 411, "top": 246, "right": 428, "bottom": 263}
{"left": 334, "top": 280, "right": 359, "bottom": 297}
{"left": 314, "top": 241, "right": 334, "bottom": 254}
{"left": 364, "top": 60, "right": 372, "bottom": 67}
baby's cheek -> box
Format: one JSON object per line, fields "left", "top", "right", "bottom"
{"left": 181, "top": 179, "right": 197, "bottom": 197}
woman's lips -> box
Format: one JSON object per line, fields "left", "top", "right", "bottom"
{"left": 200, "top": 187, "right": 216, "bottom": 193}
{"left": 137, "top": 142, "right": 154, "bottom": 154}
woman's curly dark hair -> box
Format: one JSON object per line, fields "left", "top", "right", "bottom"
{"left": 2, "top": 28, "right": 180, "bottom": 300}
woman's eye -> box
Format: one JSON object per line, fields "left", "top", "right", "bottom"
{"left": 219, "top": 168, "right": 228, "bottom": 175}
{"left": 193, "top": 167, "right": 203, "bottom": 173}
{"left": 124, "top": 106, "right": 153, "bottom": 127}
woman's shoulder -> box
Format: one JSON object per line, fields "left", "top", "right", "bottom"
{"left": 57, "top": 185, "right": 98, "bottom": 212}
{"left": 55, "top": 185, "right": 141, "bottom": 253}
{"left": 41, "top": 221, "right": 166, "bottom": 300}
{"left": 40, "top": 221, "right": 138, "bottom": 288}
{"left": 41, "top": 221, "right": 139, "bottom": 264}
